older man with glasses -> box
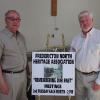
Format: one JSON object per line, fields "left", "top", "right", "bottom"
{"left": 0, "top": 10, "right": 28, "bottom": 100}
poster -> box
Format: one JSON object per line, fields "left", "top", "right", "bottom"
{"left": 32, "top": 52, "right": 75, "bottom": 96}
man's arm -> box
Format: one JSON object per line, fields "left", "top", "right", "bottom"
{"left": 0, "top": 66, "right": 9, "bottom": 95}
{"left": 92, "top": 47, "right": 100, "bottom": 91}
{"left": 0, "top": 39, "right": 9, "bottom": 95}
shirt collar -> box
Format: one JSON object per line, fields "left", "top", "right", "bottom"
{"left": 81, "top": 27, "right": 95, "bottom": 38}
{"left": 2, "top": 28, "right": 20, "bottom": 38}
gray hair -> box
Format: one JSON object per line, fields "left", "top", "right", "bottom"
{"left": 5, "top": 10, "right": 20, "bottom": 18}
{"left": 78, "top": 10, "right": 93, "bottom": 20}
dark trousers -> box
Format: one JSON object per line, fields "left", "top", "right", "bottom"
{"left": 27, "top": 86, "right": 35, "bottom": 100}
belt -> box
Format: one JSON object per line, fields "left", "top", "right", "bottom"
{"left": 2, "top": 69, "right": 25, "bottom": 74}
{"left": 76, "top": 69, "right": 99, "bottom": 75}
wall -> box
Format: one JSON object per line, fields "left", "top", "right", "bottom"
{"left": 0, "top": 0, "right": 100, "bottom": 51}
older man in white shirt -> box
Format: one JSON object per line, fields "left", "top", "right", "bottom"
{"left": 71, "top": 10, "right": 100, "bottom": 100}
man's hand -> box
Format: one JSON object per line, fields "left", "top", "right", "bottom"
{"left": 92, "top": 82, "right": 100, "bottom": 91}
{"left": 0, "top": 80, "right": 9, "bottom": 95}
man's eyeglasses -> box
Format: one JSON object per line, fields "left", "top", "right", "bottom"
{"left": 6, "top": 17, "right": 21, "bottom": 22}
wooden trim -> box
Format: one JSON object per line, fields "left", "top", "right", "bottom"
{"left": 51, "top": 0, "right": 57, "bottom": 16}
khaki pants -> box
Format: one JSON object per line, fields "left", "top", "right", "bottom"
{"left": 76, "top": 70, "right": 100, "bottom": 100}
{"left": 0, "top": 70, "right": 28, "bottom": 100}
